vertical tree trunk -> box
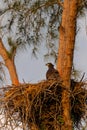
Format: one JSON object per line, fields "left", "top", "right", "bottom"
{"left": 0, "top": 38, "right": 19, "bottom": 86}
{"left": 57, "top": 0, "right": 78, "bottom": 129}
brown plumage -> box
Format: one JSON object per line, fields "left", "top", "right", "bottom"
{"left": 46, "top": 63, "right": 60, "bottom": 80}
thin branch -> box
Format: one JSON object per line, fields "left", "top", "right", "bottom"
{"left": 57, "top": 0, "right": 64, "bottom": 7}
{"left": 25, "top": 1, "right": 58, "bottom": 16}
{"left": 0, "top": 1, "right": 63, "bottom": 17}
{"left": 80, "top": 73, "right": 85, "bottom": 82}
{"left": 0, "top": 8, "right": 14, "bottom": 16}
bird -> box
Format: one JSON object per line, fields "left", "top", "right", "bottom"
{"left": 46, "top": 63, "right": 61, "bottom": 81}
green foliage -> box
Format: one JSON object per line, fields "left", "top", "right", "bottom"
{"left": 0, "top": 0, "right": 62, "bottom": 59}
{"left": 0, "top": 0, "right": 86, "bottom": 59}
{"left": 8, "top": 37, "right": 13, "bottom": 46}
{"left": 57, "top": 115, "right": 64, "bottom": 125}
{"left": 77, "top": 0, "right": 87, "bottom": 17}
{"left": 7, "top": 37, "right": 19, "bottom": 59}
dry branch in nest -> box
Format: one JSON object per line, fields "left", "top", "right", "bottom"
{"left": 0, "top": 79, "right": 86, "bottom": 130}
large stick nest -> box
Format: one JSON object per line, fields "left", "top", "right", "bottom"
{"left": 0, "top": 79, "right": 86, "bottom": 130}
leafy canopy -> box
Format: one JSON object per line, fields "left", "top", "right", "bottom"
{"left": 0, "top": 0, "right": 87, "bottom": 58}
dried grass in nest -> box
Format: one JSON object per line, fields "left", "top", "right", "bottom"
{"left": 0, "top": 79, "right": 86, "bottom": 130}
{"left": 70, "top": 80, "right": 87, "bottom": 129}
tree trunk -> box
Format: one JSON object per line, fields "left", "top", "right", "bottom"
{"left": 0, "top": 38, "right": 19, "bottom": 85}
{"left": 57, "top": 0, "right": 78, "bottom": 129}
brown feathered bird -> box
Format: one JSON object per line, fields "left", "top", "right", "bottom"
{"left": 46, "top": 63, "right": 61, "bottom": 80}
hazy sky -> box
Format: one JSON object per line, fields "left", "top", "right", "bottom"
{"left": 0, "top": 2, "right": 87, "bottom": 84}
{"left": 74, "top": 13, "right": 87, "bottom": 78}
{"left": 13, "top": 12, "right": 87, "bottom": 84}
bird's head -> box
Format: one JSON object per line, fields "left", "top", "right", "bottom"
{"left": 46, "top": 63, "right": 54, "bottom": 68}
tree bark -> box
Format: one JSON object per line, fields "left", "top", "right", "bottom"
{"left": 0, "top": 38, "right": 19, "bottom": 85}
{"left": 57, "top": 0, "right": 78, "bottom": 129}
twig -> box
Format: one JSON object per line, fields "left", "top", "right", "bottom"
{"left": 57, "top": 0, "right": 63, "bottom": 7}
{"left": 80, "top": 73, "right": 85, "bottom": 82}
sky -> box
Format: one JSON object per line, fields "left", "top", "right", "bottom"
{"left": 0, "top": 1, "right": 87, "bottom": 85}
{"left": 13, "top": 12, "right": 87, "bottom": 84}
{"left": 74, "top": 13, "right": 87, "bottom": 79}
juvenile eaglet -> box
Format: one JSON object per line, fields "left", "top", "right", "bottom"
{"left": 46, "top": 63, "right": 61, "bottom": 81}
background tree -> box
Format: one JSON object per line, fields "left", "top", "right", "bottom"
{"left": 57, "top": 0, "right": 78, "bottom": 129}
{"left": 0, "top": 0, "right": 86, "bottom": 83}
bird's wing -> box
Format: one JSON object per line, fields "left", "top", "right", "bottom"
{"left": 46, "top": 68, "right": 54, "bottom": 79}
{"left": 53, "top": 69, "right": 59, "bottom": 74}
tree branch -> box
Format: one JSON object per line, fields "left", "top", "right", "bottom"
{"left": 0, "top": 38, "right": 19, "bottom": 85}
{"left": 57, "top": 0, "right": 64, "bottom": 7}
{"left": 25, "top": 1, "right": 59, "bottom": 16}
{"left": 0, "top": 1, "right": 63, "bottom": 17}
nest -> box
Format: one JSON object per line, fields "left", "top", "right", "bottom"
{"left": 0, "top": 79, "right": 86, "bottom": 130}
